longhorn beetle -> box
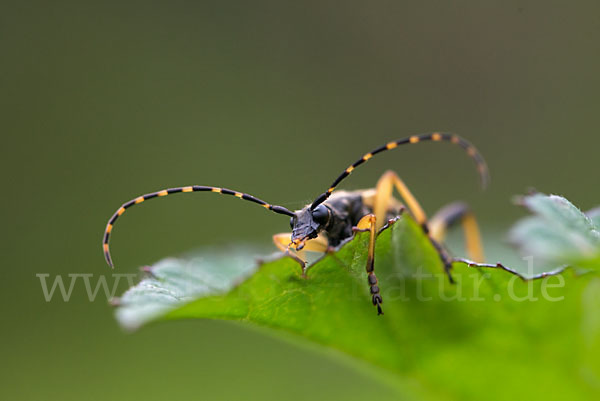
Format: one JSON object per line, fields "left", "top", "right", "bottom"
{"left": 103, "top": 133, "right": 488, "bottom": 315}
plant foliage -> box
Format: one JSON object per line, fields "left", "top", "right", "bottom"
{"left": 115, "top": 194, "right": 600, "bottom": 400}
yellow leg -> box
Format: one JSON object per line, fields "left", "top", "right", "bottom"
{"left": 373, "top": 170, "right": 427, "bottom": 231}
{"left": 429, "top": 202, "right": 485, "bottom": 263}
{"left": 355, "top": 214, "right": 383, "bottom": 315}
{"left": 370, "top": 170, "right": 456, "bottom": 283}
{"left": 272, "top": 232, "right": 330, "bottom": 268}
{"left": 272, "top": 233, "right": 329, "bottom": 253}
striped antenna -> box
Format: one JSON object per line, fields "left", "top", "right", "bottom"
{"left": 103, "top": 186, "right": 294, "bottom": 268}
{"left": 311, "top": 133, "right": 489, "bottom": 209}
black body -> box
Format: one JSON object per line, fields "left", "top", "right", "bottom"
{"left": 291, "top": 190, "right": 402, "bottom": 249}
{"left": 322, "top": 192, "right": 367, "bottom": 246}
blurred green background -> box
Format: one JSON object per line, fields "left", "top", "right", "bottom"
{"left": 2, "top": 1, "right": 599, "bottom": 400}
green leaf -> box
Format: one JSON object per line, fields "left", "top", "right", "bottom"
{"left": 115, "top": 250, "right": 259, "bottom": 331}
{"left": 115, "top": 213, "right": 599, "bottom": 400}
{"left": 510, "top": 193, "right": 600, "bottom": 271}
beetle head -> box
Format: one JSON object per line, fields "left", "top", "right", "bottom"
{"left": 289, "top": 204, "right": 331, "bottom": 250}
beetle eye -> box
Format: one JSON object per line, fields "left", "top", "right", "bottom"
{"left": 311, "top": 204, "right": 329, "bottom": 225}
{"left": 290, "top": 217, "right": 295, "bottom": 229}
